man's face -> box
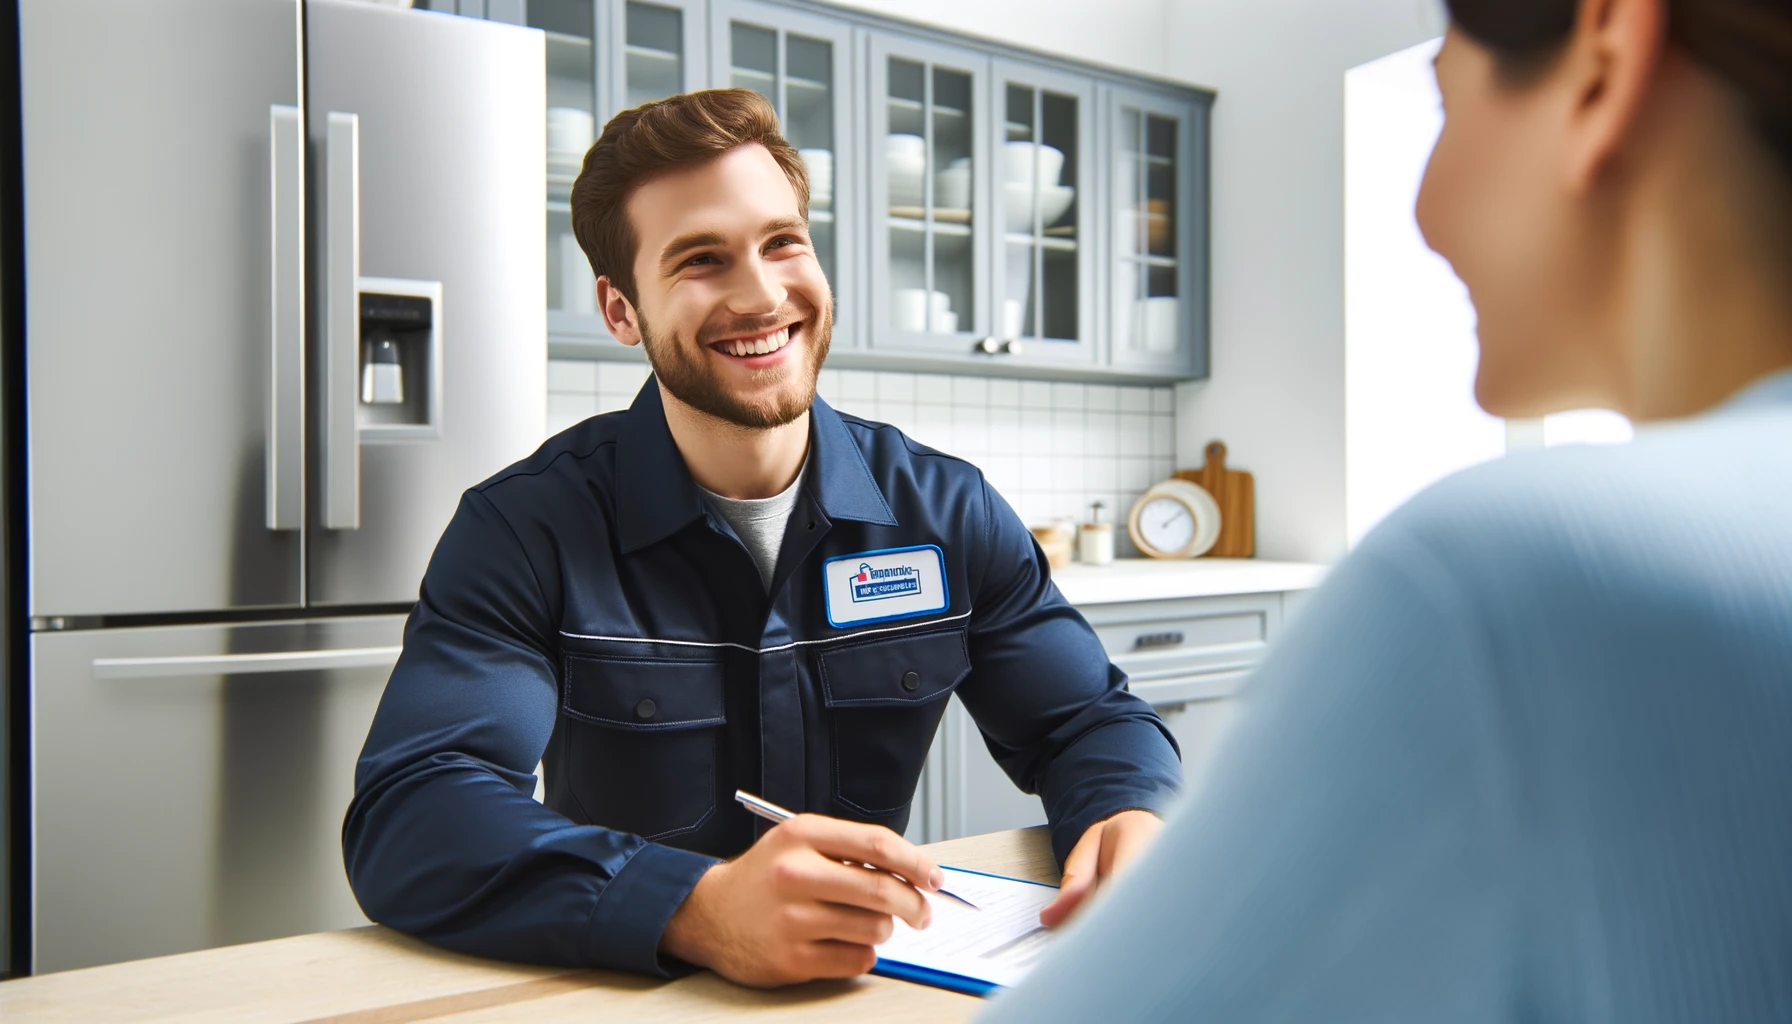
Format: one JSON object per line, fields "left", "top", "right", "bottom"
{"left": 612, "top": 143, "right": 832, "bottom": 429}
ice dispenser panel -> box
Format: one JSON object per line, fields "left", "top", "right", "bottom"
{"left": 356, "top": 276, "right": 442, "bottom": 439}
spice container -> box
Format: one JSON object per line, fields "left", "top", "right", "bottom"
{"left": 1078, "top": 501, "right": 1115, "bottom": 565}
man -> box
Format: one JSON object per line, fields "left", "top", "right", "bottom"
{"left": 343, "top": 88, "right": 1181, "bottom": 987}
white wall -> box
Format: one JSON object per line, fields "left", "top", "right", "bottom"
{"left": 1344, "top": 38, "right": 1507, "bottom": 547}
{"left": 1164, "top": 0, "right": 1444, "bottom": 563}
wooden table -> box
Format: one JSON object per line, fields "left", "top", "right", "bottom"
{"left": 1, "top": 827, "right": 1058, "bottom": 1023}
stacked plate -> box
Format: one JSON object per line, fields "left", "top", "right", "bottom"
{"left": 548, "top": 106, "right": 594, "bottom": 202}
{"left": 799, "top": 148, "right": 833, "bottom": 210}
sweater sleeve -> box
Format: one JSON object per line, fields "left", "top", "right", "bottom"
{"left": 979, "top": 519, "right": 1521, "bottom": 1022}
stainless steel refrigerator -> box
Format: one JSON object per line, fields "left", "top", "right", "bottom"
{"left": 16, "top": 0, "right": 545, "bottom": 973}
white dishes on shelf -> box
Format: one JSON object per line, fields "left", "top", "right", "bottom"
{"left": 547, "top": 107, "right": 594, "bottom": 155}
{"left": 798, "top": 148, "right": 833, "bottom": 210}
{"left": 1002, "top": 141, "right": 1064, "bottom": 191}
{"left": 887, "top": 134, "right": 926, "bottom": 207}
{"left": 1134, "top": 296, "right": 1180, "bottom": 353}
{"left": 893, "top": 288, "right": 957, "bottom": 334}
{"left": 1004, "top": 182, "right": 1075, "bottom": 233}
{"left": 935, "top": 158, "right": 971, "bottom": 210}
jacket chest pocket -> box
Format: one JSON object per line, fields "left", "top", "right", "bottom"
{"left": 817, "top": 629, "right": 970, "bottom": 818}
{"left": 560, "top": 652, "right": 725, "bottom": 842}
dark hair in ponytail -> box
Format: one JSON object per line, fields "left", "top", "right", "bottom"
{"left": 1445, "top": 0, "right": 1792, "bottom": 173}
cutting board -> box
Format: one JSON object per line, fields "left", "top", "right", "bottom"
{"left": 1173, "top": 441, "right": 1254, "bottom": 558}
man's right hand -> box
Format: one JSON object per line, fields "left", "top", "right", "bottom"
{"left": 659, "top": 814, "right": 941, "bottom": 987}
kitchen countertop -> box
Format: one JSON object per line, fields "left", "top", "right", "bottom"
{"left": 1050, "top": 557, "right": 1329, "bottom": 606}
{"left": 0, "top": 828, "right": 1059, "bottom": 1023}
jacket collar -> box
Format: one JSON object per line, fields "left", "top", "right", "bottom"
{"left": 615, "top": 379, "right": 897, "bottom": 554}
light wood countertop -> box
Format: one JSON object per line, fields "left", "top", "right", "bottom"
{"left": 1, "top": 827, "right": 1058, "bottom": 1023}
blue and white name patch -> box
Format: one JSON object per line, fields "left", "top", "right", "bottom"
{"left": 822, "top": 544, "right": 949, "bottom": 628}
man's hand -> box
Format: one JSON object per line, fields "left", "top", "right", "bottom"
{"left": 659, "top": 814, "right": 943, "bottom": 987}
{"left": 1038, "top": 809, "right": 1162, "bottom": 928}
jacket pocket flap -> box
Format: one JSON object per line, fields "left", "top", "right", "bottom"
{"left": 817, "top": 629, "right": 970, "bottom": 708}
{"left": 563, "top": 654, "right": 726, "bottom": 731}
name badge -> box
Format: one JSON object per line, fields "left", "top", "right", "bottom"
{"left": 822, "top": 544, "right": 949, "bottom": 628}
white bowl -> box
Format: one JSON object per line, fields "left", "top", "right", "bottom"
{"left": 934, "top": 164, "right": 971, "bottom": 210}
{"left": 886, "top": 133, "right": 926, "bottom": 161}
{"left": 1002, "top": 141, "right": 1064, "bottom": 188}
{"left": 1004, "top": 183, "right": 1075, "bottom": 233}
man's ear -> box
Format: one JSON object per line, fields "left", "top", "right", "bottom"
{"left": 596, "top": 276, "right": 642, "bottom": 347}
{"left": 1563, "top": 0, "right": 1667, "bottom": 194}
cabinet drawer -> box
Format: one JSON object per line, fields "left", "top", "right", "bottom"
{"left": 1078, "top": 593, "right": 1281, "bottom": 684}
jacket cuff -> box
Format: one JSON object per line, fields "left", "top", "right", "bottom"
{"left": 1050, "top": 785, "right": 1181, "bottom": 866}
{"left": 585, "top": 842, "right": 722, "bottom": 977}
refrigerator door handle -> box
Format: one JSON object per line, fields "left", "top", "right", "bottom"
{"left": 323, "top": 110, "right": 362, "bottom": 530}
{"left": 91, "top": 645, "right": 402, "bottom": 680}
{"left": 268, "top": 105, "right": 305, "bottom": 531}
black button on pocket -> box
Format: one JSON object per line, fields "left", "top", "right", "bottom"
{"left": 817, "top": 629, "right": 970, "bottom": 819}
{"left": 561, "top": 653, "right": 725, "bottom": 842}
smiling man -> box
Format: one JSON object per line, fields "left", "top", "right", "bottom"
{"left": 343, "top": 89, "right": 1181, "bottom": 986}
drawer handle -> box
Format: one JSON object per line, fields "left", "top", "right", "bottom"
{"left": 1131, "top": 630, "right": 1185, "bottom": 651}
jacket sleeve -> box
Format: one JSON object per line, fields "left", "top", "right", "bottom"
{"left": 341, "top": 488, "right": 719, "bottom": 975}
{"left": 959, "top": 478, "right": 1183, "bottom": 864}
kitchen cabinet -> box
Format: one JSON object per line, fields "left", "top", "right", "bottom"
{"left": 471, "top": 1, "right": 1216, "bottom": 380}
{"left": 909, "top": 590, "right": 1298, "bottom": 845}
{"left": 710, "top": 0, "right": 856, "bottom": 330}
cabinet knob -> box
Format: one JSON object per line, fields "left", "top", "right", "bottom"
{"left": 1004, "top": 339, "right": 1023, "bottom": 355}
{"left": 976, "top": 337, "right": 1003, "bottom": 355}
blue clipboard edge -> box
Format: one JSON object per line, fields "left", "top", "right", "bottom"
{"left": 871, "top": 864, "right": 1061, "bottom": 998}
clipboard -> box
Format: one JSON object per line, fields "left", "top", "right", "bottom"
{"left": 871, "top": 865, "right": 1060, "bottom": 997}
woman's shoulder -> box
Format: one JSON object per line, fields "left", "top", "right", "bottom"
{"left": 1364, "top": 407, "right": 1792, "bottom": 605}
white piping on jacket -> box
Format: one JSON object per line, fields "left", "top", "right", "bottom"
{"left": 559, "top": 608, "right": 973, "bottom": 655}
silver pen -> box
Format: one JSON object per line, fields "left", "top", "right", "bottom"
{"left": 734, "top": 789, "right": 980, "bottom": 911}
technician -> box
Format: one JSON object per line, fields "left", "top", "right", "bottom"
{"left": 343, "top": 88, "right": 1181, "bottom": 987}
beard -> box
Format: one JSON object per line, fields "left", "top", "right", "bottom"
{"left": 639, "top": 296, "right": 833, "bottom": 430}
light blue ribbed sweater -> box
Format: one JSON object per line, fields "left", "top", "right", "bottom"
{"left": 982, "top": 370, "right": 1792, "bottom": 1022}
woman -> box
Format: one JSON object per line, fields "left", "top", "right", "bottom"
{"left": 984, "top": 0, "right": 1792, "bottom": 1019}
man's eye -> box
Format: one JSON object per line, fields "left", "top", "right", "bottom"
{"left": 686, "top": 253, "right": 719, "bottom": 266}
{"left": 766, "top": 236, "right": 802, "bottom": 251}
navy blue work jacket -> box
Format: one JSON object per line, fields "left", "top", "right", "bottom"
{"left": 343, "top": 381, "right": 1182, "bottom": 976}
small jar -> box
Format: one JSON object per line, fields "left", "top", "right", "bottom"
{"left": 1079, "top": 502, "right": 1115, "bottom": 565}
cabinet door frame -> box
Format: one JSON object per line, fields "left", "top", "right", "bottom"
{"left": 988, "top": 58, "right": 1099, "bottom": 371}
{"left": 598, "top": 0, "right": 710, "bottom": 121}
{"left": 1099, "top": 83, "right": 1210, "bottom": 379}
{"left": 863, "top": 31, "right": 994, "bottom": 360}
{"left": 709, "top": 0, "right": 859, "bottom": 351}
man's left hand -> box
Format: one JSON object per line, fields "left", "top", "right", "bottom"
{"left": 1038, "top": 809, "right": 1162, "bottom": 928}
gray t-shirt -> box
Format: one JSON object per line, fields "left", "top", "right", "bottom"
{"left": 698, "top": 456, "right": 808, "bottom": 592}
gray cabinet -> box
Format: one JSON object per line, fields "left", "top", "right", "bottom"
{"left": 912, "top": 591, "right": 1293, "bottom": 845}
{"left": 711, "top": 0, "right": 856, "bottom": 334}
{"left": 488, "top": 0, "right": 1214, "bottom": 381}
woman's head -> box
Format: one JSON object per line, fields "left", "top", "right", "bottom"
{"left": 1417, "top": 0, "right": 1792, "bottom": 420}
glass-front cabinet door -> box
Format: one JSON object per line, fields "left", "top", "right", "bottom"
{"left": 991, "top": 61, "right": 1095, "bottom": 367}
{"left": 867, "top": 35, "right": 990, "bottom": 357}
{"left": 1104, "top": 84, "right": 1207, "bottom": 377}
{"left": 711, "top": 1, "right": 854, "bottom": 331}
{"left": 530, "top": 0, "right": 602, "bottom": 336}
{"left": 607, "top": 0, "right": 707, "bottom": 115}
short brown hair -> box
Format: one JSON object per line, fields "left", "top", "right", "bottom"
{"left": 570, "top": 89, "right": 810, "bottom": 306}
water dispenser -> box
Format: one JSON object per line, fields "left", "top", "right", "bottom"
{"left": 356, "top": 276, "right": 442, "bottom": 439}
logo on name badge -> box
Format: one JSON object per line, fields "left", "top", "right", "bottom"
{"left": 824, "top": 545, "right": 948, "bottom": 627}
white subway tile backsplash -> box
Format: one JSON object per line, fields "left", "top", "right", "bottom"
{"left": 876, "top": 371, "right": 917, "bottom": 403}
{"left": 951, "top": 375, "right": 989, "bottom": 405}
{"left": 840, "top": 369, "right": 877, "bottom": 403}
{"left": 598, "top": 361, "right": 650, "bottom": 394}
{"left": 547, "top": 360, "right": 1174, "bottom": 541}
{"left": 1119, "top": 413, "right": 1153, "bottom": 457}
{"left": 548, "top": 360, "right": 598, "bottom": 393}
